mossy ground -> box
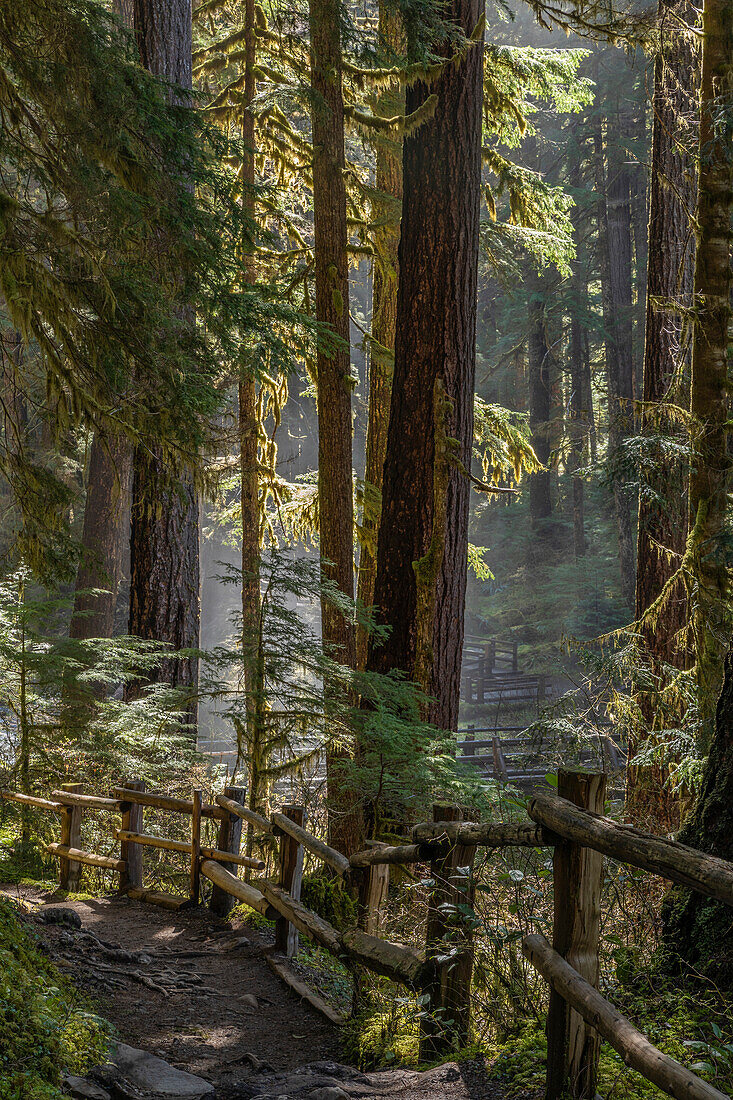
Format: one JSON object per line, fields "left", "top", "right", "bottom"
{"left": 0, "top": 896, "right": 110, "bottom": 1100}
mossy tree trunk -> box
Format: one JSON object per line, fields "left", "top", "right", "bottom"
{"left": 308, "top": 0, "right": 361, "bottom": 854}
{"left": 628, "top": 0, "right": 698, "bottom": 829}
{"left": 367, "top": 0, "right": 484, "bottom": 732}
{"left": 128, "top": 0, "right": 199, "bottom": 730}
{"left": 686, "top": 0, "right": 733, "bottom": 746}
{"left": 527, "top": 268, "right": 553, "bottom": 529}
{"left": 356, "top": 2, "right": 403, "bottom": 671}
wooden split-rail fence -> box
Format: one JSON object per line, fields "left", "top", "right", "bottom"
{"left": 2, "top": 773, "right": 732, "bottom": 1100}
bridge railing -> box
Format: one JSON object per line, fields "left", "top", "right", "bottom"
{"left": 2, "top": 771, "right": 731, "bottom": 1100}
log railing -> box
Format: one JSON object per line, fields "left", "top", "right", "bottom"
{"left": 2, "top": 770, "right": 731, "bottom": 1100}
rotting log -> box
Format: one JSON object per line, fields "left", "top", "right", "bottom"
{"left": 266, "top": 953, "right": 346, "bottom": 1025}
{"left": 545, "top": 770, "right": 606, "bottom": 1099}
{"left": 216, "top": 793, "right": 274, "bottom": 835}
{"left": 262, "top": 882, "right": 343, "bottom": 956}
{"left": 111, "top": 787, "right": 225, "bottom": 820}
{"left": 350, "top": 843, "right": 429, "bottom": 867}
{"left": 52, "top": 791, "right": 122, "bottom": 812}
{"left": 412, "top": 820, "right": 551, "bottom": 847}
{"left": 341, "top": 928, "right": 429, "bottom": 988}
{"left": 523, "top": 934, "right": 728, "bottom": 1100}
{"left": 271, "top": 811, "right": 350, "bottom": 878}
{"left": 47, "top": 843, "right": 126, "bottom": 873}
{"left": 0, "top": 791, "right": 63, "bottom": 813}
{"left": 200, "top": 860, "right": 277, "bottom": 919}
{"left": 127, "top": 887, "right": 190, "bottom": 911}
{"left": 528, "top": 792, "right": 733, "bottom": 907}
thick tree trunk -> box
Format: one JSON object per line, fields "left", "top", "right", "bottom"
{"left": 527, "top": 270, "right": 553, "bottom": 527}
{"left": 628, "top": 0, "right": 698, "bottom": 827}
{"left": 367, "top": 0, "right": 484, "bottom": 733}
{"left": 309, "top": 0, "right": 360, "bottom": 852}
{"left": 356, "top": 4, "right": 403, "bottom": 671}
{"left": 70, "top": 431, "right": 132, "bottom": 640}
{"left": 662, "top": 648, "right": 733, "bottom": 982}
{"left": 686, "top": 0, "right": 733, "bottom": 744}
{"left": 568, "top": 269, "right": 586, "bottom": 559}
{"left": 128, "top": 0, "right": 199, "bottom": 726}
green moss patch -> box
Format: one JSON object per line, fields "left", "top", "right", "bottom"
{"left": 0, "top": 897, "right": 110, "bottom": 1099}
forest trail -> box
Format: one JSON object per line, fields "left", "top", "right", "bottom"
{"left": 3, "top": 887, "right": 517, "bottom": 1100}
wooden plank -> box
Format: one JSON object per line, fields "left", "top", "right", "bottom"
{"left": 209, "top": 785, "right": 245, "bottom": 918}
{"left": 358, "top": 860, "right": 390, "bottom": 934}
{"left": 119, "top": 780, "right": 145, "bottom": 893}
{"left": 0, "top": 791, "right": 63, "bottom": 812}
{"left": 58, "top": 783, "right": 83, "bottom": 891}
{"left": 412, "top": 820, "right": 550, "bottom": 847}
{"left": 216, "top": 793, "right": 274, "bottom": 835}
{"left": 190, "top": 789, "right": 202, "bottom": 905}
{"left": 523, "top": 934, "right": 728, "bottom": 1100}
{"left": 110, "top": 787, "right": 225, "bottom": 820}
{"left": 266, "top": 953, "right": 346, "bottom": 1025}
{"left": 52, "top": 790, "right": 122, "bottom": 811}
{"left": 275, "top": 805, "right": 304, "bottom": 958}
{"left": 545, "top": 770, "right": 606, "bottom": 1100}
{"left": 271, "top": 811, "right": 350, "bottom": 878}
{"left": 47, "top": 843, "right": 126, "bottom": 873}
{"left": 528, "top": 791, "right": 733, "bottom": 907}
{"left": 199, "top": 859, "right": 276, "bottom": 919}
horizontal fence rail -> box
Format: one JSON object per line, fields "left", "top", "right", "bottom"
{"left": 3, "top": 767, "right": 732, "bottom": 1100}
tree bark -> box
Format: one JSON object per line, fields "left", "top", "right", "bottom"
{"left": 686, "top": 0, "right": 733, "bottom": 744}
{"left": 128, "top": 0, "right": 199, "bottom": 726}
{"left": 527, "top": 269, "right": 553, "bottom": 527}
{"left": 70, "top": 431, "right": 132, "bottom": 640}
{"left": 308, "top": 0, "right": 360, "bottom": 852}
{"left": 592, "top": 92, "right": 635, "bottom": 608}
{"left": 356, "top": 4, "right": 403, "bottom": 671}
{"left": 367, "top": 0, "right": 484, "bottom": 733}
{"left": 628, "top": 0, "right": 698, "bottom": 827}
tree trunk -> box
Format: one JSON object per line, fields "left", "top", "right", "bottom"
{"left": 527, "top": 270, "right": 553, "bottom": 527}
{"left": 686, "top": 0, "right": 733, "bottom": 745}
{"left": 592, "top": 95, "right": 635, "bottom": 608}
{"left": 662, "top": 648, "right": 733, "bottom": 983}
{"left": 70, "top": 431, "right": 132, "bottom": 640}
{"left": 128, "top": 0, "right": 199, "bottom": 726}
{"left": 628, "top": 0, "right": 698, "bottom": 827}
{"left": 568, "top": 240, "right": 586, "bottom": 559}
{"left": 356, "top": 4, "right": 403, "bottom": 670}
{"left": 308, "top": 0, "right": 360, "bottom": 853}
{"left": 367, "top": 0, "right": 484, "bottom": 733}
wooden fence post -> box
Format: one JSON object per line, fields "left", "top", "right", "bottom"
{"left": 209, "top": 785, "right": 245, "bottom": 917}
{"left": 118, "top": 780, "right": 145, "bottom": 894}
{"left": 545, "top": 770, "right": 607, "bottom": 1100}
{"left": 59, "top": 782, "right": 83, "bottom": 892}
{"left": 275, "top": 805, "right": 304, "bottom": 957}
{"left": 190, "top": 789, "right": 202, "bottom": 905}
{"left": 420, "top": 804, "right": 476, "bottom": 1060}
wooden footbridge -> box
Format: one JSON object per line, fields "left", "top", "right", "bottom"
{"left": 3, "top": 774, "right": 731, "bottom": 1100}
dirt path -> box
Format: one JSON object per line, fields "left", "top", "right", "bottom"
{"left": 4, "top": 886, "right": 525, "bottom": 1100}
